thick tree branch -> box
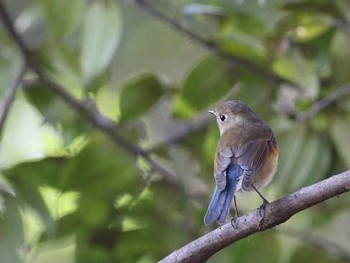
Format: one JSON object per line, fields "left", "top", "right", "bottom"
{"left": 133, "top": 0, "right": 294, "bottom": 87}
{"left": 159, "top": 170, "right": 350, "bottom": 263}
{"left": 0, "top": 64, "right": 26, "bottom": 138}
{"left": 0, "top": 2, "right": 178, "bottom": 187}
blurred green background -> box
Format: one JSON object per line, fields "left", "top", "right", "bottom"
{"left": 1, "top": 0, "right": 350, "bottom": 262}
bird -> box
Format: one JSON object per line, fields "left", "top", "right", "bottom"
{"left": 204, "top": 100, "right": 279, "bottom": 226}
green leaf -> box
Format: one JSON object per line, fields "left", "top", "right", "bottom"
{"left": 329, "top": 115, "right": 350, "bottom": 168}
{"left": 277, "top": 126, "right": 331, "bottom": 191}
{"left": 40, "top": 0, "right": 84, "bottom": 39}
{"left": 174, "top": 56, "right": 236, "bottom": 118}
{"left": 274, "top": 12, "right": 332, "bottom": 42}
{"left": 0, "top": 197, "right": 24, "bottom": 263}
{"left": 24, "top": 81, "right": 55, "bottom": 113}
{"left": 291, "top": 132, "right": 330, "bottom": 189}
{"left": 283, "top": 1, "right": 340, "bottom": 18}
{"left": 272, "top": 50, "right": 319, "bottom": 98}
{"left": 210, "top": 232, "right": 280, "bottom": 262}
{"left": 0, "top": 47, "right": 21, "bottom": 97}
{"left": 23, "top": 80, "right": 88, "bottom": 142}
{"left": 330, "top": 31, "right": 350, "bottom": 86}
{"left": 291, "top": 244, "right": 343, "bottom": 263}
{"left": 336, "top": 0, "right": 350, "bottom": 22}
{"left": 119, "top": 72, "right": 164, "bottom": 120}
{"left": 81, "top": 0, "right": 122, "bottom": 85}
{"left": 276, "top": 125, "right": 308, "bottom": 190}
{"left": 4, "top": 165, "right": 56, "bottom": 236}
{"left": 218, "top": 13, "right": 268, "bottom": 62}
{"left": 5, "top": 161, "right": 57, "bottom": 238}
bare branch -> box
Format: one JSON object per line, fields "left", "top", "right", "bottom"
{"left": 335, "top": 19, "right": 350, "bottom": 38}
{"left": 296, "top": 83, "right": 350, "bottom": 121}
{"left": 159, "top": 170, "right": 350, "bottom": 263}
{"left": 133, "top": 0, "right": 294, "bottom": 87}
{"left": 0, "top": 1, "right": 179, "bottom": 187}
{"left": 147, "top": 115, "right": 212, "bottom": 152}
{"left": 0, "top": 64, "right": 26, "bottom": 138}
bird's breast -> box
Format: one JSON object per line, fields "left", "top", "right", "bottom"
{"left": 251, "top": 143, "right": 279, "bottom": 190}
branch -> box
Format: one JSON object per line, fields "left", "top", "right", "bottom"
{"left": 147, "top": 115, "right": 212, "bottom": 152}
{"left": 0, "top": 64, "right": 26, "bottom": 138}
{"left": 133, "top": 0, "right": 294, "bottom": 87}
{"left": 159, "top": 170, "right": 350, "bottom": 263}
{"left": 335, "top": 19, "right": 350, "bottom": 38}
{"left": 149, "top": 80, "right": 350, "bottom": 152}
{"left": 0, "top": 2, "right": 179, "bottom": 187}
{"left": 296, "top": 82, "right": 350, "bottom": 121}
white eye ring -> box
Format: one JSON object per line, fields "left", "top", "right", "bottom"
{"left": 219, "top": 115, "right": 226, "bottom": 122}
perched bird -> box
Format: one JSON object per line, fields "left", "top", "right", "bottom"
{"left": 204, "top": 100, "right": 279, "bottom": 226}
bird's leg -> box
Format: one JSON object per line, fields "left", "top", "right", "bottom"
{"left": 234, "top": 195, "right": 240, "bottom": 217}
{"left": 230, "top": 195, "right": 239, "bottom": 229}
{"left": 252, "top": 184, "right": 269, "bottom": 218}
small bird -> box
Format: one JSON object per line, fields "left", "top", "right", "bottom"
{"left": 204, "top": 100, "right": 279, "bottom": 226}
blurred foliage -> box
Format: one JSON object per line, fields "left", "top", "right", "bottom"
{"left": 1, "top": 0, "right": 350, "bottom": 262}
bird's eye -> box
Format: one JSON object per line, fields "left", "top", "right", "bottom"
{"left": 219, "top": 115, "right": 226, "bottom": 122}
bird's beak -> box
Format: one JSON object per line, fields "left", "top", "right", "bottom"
{"left": 208, "top": 110, "right": 215, "bottom": 115}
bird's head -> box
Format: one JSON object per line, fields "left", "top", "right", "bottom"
{"left": 208, "top": 100, "right": 257, "bottom": 135}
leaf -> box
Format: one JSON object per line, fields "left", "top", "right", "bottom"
{"left": 40, "top": 0, "right": 83, "bottom": 39}
{"left": 119, "top": 72, "right": 164, "bottom": 120}
{"left": 0, "top": 197, "right": 24, "bottom": 263}
{"left": 291, "top": 244, "right": 343, "bottom": 263}
{"left": 274, "top": 12, "right": 332, "bottom": 42}
{"left": 23, "top": 80, "right": 88, "bottom": 142}
{"left": 218, "top": 13, "right": 268, "bottom": 62}
{"left": 4, "top": 164, "right": 56, "bottom": 236}
{"left": 290, "top": 132, "right": 329, "bottom": 189}
{"left": 277, "top": 126, "right": 331, "bottom": 191}
{"left": 174, "top": 56, "right": 236, "bottom": 118}
{"left": 336, "top": 0, "right": 350, "bottom": 22}
{"left": 81, "top": 0, "right": 122, "bottom": 84}
{"left": 0, "top": 49, "right": 22, "bottom": 97}
{"left": 24, "top": 81, "right": 55, "bottom": 112}
{"left": 330, "top": 31, "right": 350, "bottom": 86}
{"left": 276, "top": 125, "right": 308, "bottom": 190}
{"left": 212, "top": 232, "right": 280, "bottom": 262}
{"left": 283, "top": 1, "right": 340, "bottom": 18}
{"left": 272, "top": 50, "right": 319, "bottom": 98}
{"left": 219, "top": 31, "right": 267, "bottom": 62}
{"left": 329, "top": 115, "right": 350, "bottom": 168}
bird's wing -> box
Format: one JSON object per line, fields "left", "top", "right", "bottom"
{"left": 214, "top": 147, "right": 234, "bottom": 191}
{"left": 236, "top": 132, "right": 276, "bottom": 191}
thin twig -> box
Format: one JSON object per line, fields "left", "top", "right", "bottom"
{"left": 335, "top": 19, "right": 350, "bottom": 37}
{"left": 147, "top": 115, "right": 212, "bottom": 152}
{"left": 296, "top": 83, "right": 350, "bottom": 121}
{"left": 0, "top": 2, "right": 179, "bottom": 187}
{"left": 133, "top": 0, "right": 294, "bottom": 87}
{"left": 276, "top": 227, "right": 350, "bottom": 261}
{"left": 0, "top": 64, "right": 26, "bottom": 138}
{"left": 159, "top": 170, "right": 350, "bottom": 263}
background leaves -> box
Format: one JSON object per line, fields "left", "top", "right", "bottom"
{"left": 1, "top": 0, "right": 350, "bottom": 262}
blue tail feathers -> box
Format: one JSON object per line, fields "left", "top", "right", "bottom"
{"left": 204, "top": 163, "right": 243, "bottom": 226}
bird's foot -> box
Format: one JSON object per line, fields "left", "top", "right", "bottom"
{"left": 258, "top": 200, "right": 269, "bottom": 218}
{"left": 230, "top": 216, "right": 239, "bottom": 229}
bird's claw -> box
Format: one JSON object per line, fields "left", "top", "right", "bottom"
{"left": 230, "top": 216, "right": 239, "bottom": 229}
{"left": 258, "top": 201, "right": 268, "bottom": 218}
